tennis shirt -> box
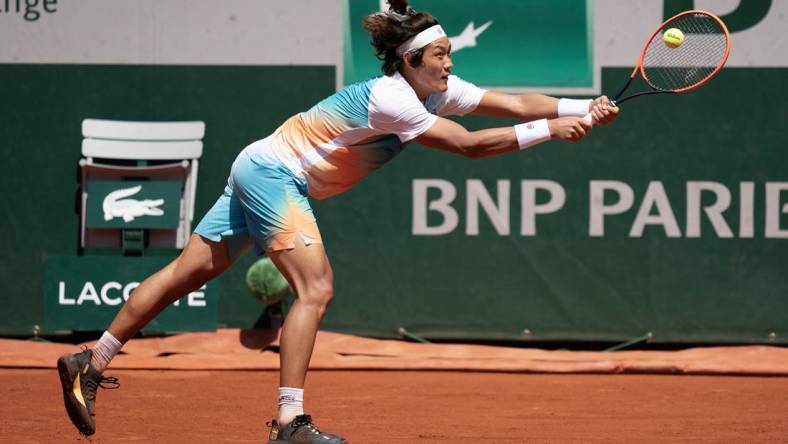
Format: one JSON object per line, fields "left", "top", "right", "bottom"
{"left": 196, "top": 72, "right": 485, "bottom": 253}
{"left": 254, "top": 72, "right": 486, "bottom": 200}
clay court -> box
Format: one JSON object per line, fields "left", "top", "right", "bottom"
{"left": 5, "top": 370, "right": 788, "bottom": 443}
{"left": 3, "top": 330, "right": 788, "bottom": 443}
{"left": 2, "top": 2, "right": 787, "bottom": 444}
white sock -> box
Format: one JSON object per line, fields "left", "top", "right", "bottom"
{"left": 90, "top": 331, "right": 122, "bottom": 372}
{"left": 278, "top": 387, "right": 304, "bottom": 426}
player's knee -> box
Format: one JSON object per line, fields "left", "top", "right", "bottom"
{"left": 300, "top": 278, "right": 334, "bottom": 318}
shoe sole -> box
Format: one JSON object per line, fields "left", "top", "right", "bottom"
{"left": 268, "top": 439, "right": 348, "bottom": 444}
{"left": 269, "top": 437, "right": 348, "bottom": 444}
{"left": 57, "top": 355, "right": 95, "bottom": 436}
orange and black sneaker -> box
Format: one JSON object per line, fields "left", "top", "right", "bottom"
{"left": 57, "top": 348, "right": 119, "bottom": 436}
{"left": 267, "top": 414, "right": 348, "bottom": 444}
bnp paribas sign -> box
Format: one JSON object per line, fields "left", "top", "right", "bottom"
{"left": 344, "top": 0, "right": 593, "bottom": 92}
{"left": 44, "top": 256, "right": 218, "bottom": 333}
{"left": 86, "top": 181, "right": 182, "bottom": 229}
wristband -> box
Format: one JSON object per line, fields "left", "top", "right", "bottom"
{"left": 558, "top": 98, "right": 592, "bottom": 117}
{"left": 514, "top": 119, "right": 551, "bottom": 150}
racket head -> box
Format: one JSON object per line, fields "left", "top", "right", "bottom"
{"left": 636, "top": 10, "right": 731, "bottom": 93}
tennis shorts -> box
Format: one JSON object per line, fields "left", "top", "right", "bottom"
{"left": 194, "top": 137, "right": 322, "bottom": 256}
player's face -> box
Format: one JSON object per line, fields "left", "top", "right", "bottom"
{"left": 410, "top": 38, "right": 453, "bottom": 96}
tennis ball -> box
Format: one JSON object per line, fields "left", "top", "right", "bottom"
{"left": 246, "top": 257, "right": 291, "bottom": 305}
{"left": 663, "top": 28, "right": 684, "bottom": 49}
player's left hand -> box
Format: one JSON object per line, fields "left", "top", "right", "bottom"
{"left": 590, "top": 96, "right": 619, "bottom": 125}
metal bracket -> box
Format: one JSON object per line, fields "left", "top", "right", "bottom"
{"left": 122, "top": 228, "right": 145, "bottom": 255}
{"left": 398, "top": 327, "right": 432, "bottom": 344}
{"left": 604, "top": 332, "right": 653, "bottom": 352}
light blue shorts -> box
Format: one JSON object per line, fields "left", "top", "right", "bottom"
{"left": 194, "top": 138, "right": 322, "bottom": 256}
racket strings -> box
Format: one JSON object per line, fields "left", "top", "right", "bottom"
{"left": 642, "top": 13, "right": 728, "bottom": 92}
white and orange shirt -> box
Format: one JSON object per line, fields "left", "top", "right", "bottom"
{"left": 258, "top": 72, "right": 485, "bottom": 200}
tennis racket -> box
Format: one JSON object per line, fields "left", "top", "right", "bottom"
{"left": 586, "top": 10, "right": 731, "bottom": 123}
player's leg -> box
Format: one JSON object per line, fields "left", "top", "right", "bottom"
{"left": 58, "top": 153, "right": 252, "bottom": 436}
{"left": 266, "top": 238, "right": 346, "bottom": 444}
{"left": 57, "top": 233, "right": 248, "bottom": 436}
{"left": 107, "top": 233, "right": 247, "bottom": 343}
{"left": 270, "top": 237, "right": 333, "bottom": 392}
{"left": 227, "top": 141, "right": 346, "bottom": 443}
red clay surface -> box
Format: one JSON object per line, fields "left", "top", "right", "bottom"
{"left": 4, "top": 369, "right": 788, "bottom": 443}
{"left": 6, "top": 331, "right": 788, "bottom": 375}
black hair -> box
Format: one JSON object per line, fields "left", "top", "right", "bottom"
{"left": 362, "top": 0, "right": 440, "bottom": 75}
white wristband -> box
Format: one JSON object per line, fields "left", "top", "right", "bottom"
{"left": 558, "top": 98, "right": 592, "bottom": 117}
{"left": 514, "top": 119, "right": 551, "bottom": 150}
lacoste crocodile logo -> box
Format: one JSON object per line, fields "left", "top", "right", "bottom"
{"left": 102, "top": 185, "right": 165, "bottom": 223}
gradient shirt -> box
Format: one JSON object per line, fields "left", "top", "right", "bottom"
{"left": 266, "top": 72, "right": 485, "bottom": 200}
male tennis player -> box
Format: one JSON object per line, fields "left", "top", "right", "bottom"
{"left": 57, "top": 1, "right": 618, "bottom": 442}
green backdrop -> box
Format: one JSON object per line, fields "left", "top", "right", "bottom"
{"left": 317, "top": 67, "right": 788, "bottom": 344}
{"left": 0, "top": 64, "right": 786, "bottom": 344}
{"left": 0, "top": 64, "right": 333, "bottom": 336}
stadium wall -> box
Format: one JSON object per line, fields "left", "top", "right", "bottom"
{"left": 0, "top": 0, "right": 785, "bottom": 344}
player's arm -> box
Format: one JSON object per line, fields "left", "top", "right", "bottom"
{"left": 472, "top": 91, "right": 619, "bottom": 125}
{"left": 415, "top": 115, "right": 591, "bottom": 159}
{"left": 473, "top": 91, "right": 560, "bottom": 120}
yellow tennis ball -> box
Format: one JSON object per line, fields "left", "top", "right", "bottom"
{"left": 663, "top": 28, "right": 684, "bottom": 49}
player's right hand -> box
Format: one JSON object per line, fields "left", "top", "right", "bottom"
{"left": 590, "top": 96, "right": 620, "bottom": 125}
{"left": 548, "top": 116, "right": 592, "bottom": 143}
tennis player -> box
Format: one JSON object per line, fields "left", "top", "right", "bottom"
{"left": 57, "top": 1, "right": 618, "bottom": 442}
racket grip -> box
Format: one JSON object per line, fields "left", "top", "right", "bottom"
{"left": 583, "top": 99, "right": 618, "bottom": 126}
{"left": 582, "top": 113, "right": 594, "bottom": 127}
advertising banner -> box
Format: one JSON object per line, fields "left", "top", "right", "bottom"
{"left": 86, "top": 181, "right": 182, "bottom": 229}
{"left": 317, "top": 66, "right": 788, "bottom": 344}
{"left": 44, "top": 255, "right": 218, "bottom": 332}
{"left": 344, "top": 0, "right": 594, "bottom": 92}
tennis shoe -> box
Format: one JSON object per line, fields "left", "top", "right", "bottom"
{"left": 267, "top": 414, "right": 347, "bottom": 444}
{"left": 57, "top": 348, "right": 119, "bottom": 435}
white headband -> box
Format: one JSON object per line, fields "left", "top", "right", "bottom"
{"left": 396, "top": 25, "right": 447, "bottom": 56}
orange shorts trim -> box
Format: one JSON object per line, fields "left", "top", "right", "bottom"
{"left": 265, "top": 223, "right": 323, "bottom": 252}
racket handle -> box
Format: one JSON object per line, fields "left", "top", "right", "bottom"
{"left": 582, "top": 100, "right": 617, "bottom": 127}
{"left": 582, "top": 113, "right": 594, "bottom": 127}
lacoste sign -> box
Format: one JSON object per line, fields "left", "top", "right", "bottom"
{"left": 103, "top": 185, "right": 165, "bottom": 223}
{"left": 87, "top": 181, "right": 181, "bottom": 229}
{"left": 57, "top": 280, "right": 207, "bottom": 307}
{"left": 45, "top": 255, "right": 218, "bottom": 332}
